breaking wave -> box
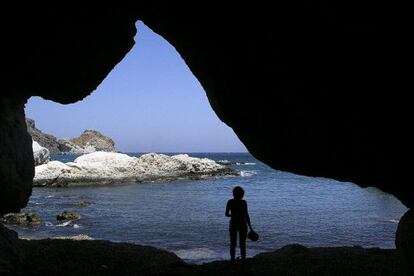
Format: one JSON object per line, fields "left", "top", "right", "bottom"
{"left": 174, "top": 247, "right": 219, "bottom": 261}
{"left": 240, "top": 170, "right": 258, "bottom": 177}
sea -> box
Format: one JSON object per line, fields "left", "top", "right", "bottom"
{"left": 9, "top": 153, "right": 407, "bottom": 264}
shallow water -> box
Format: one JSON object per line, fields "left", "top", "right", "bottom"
{"left": 11, "top": 153, "right": 407, "bottom": 263}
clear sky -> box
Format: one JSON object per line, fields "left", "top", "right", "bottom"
{"left": 25, "top": 21, "right": 247, "bottom": 153}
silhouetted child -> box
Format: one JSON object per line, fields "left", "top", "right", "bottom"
{"left": 225, "top": 186, "right": 253, "bottom": 262}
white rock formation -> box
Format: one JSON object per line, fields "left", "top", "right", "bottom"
{"left": 58, "top": 130, "right": 116, "bottom": 154}
{"left": 33, "top": 152, "right": 238, "bottom": 187}
{"left": 59, "top": 143, "right": 98, "bottom": 155}
{"left": 32, "top": 141, "right": 50, "bottom": 166}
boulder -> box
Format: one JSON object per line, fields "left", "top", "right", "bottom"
{"left": 1, "top": 212, "right": 40, "bottom": 226}
{"left": 0, "top": 223, "right": 22, "bottom": 274}
{"left": 33, "top": 152, "right": 238, "bottom": 187}
{"left": 396, "top": 209, "right": 414, "bottom": 275}
{"left": 32, "top": 141, "right": 49, "bottom": 166}
{"left": 74, "top": 201, "right": 94, "bottom": 207}
{"left": 56, "top": 211, "right": 81, "bottom": 221}
{"left": 0, "top": 98, "right": 34, "bottom": 214}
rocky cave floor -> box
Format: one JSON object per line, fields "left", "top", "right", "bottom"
{"left": 13, "top": 239, "right": 402, "bottom": 275}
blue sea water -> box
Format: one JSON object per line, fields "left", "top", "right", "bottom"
{"left": 10, "top": 153, "right": 407, "bottom": 263}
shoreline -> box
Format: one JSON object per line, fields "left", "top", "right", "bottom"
{"left": 11, "top": 232, "right": 400, "bottom": 264}
{"left": 33, "top": 152, "right": 239, "bottom": 187}
{"left": 15, "top": 239, "right": 403, "bottom": 275}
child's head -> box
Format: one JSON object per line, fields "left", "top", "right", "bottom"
{"left": 232, "top": 186, "right": 245, "bottom": 199}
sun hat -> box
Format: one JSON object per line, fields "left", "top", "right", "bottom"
{"left": 247, "top": 230, "right": 259, "bottom": 241}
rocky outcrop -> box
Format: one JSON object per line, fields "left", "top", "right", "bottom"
{"left": 74, "top": 201, "right": 94, "bottom": 207}
{"left": 32, "top": 141, "right": 49, "bottom": 166}
{"left": 26, "top": 118, "right": 61, "bottom": 154}
{"left": 56, "top": 211, "right": 80, "bottom": 221}
{"left": 396, "top": 209, "right": 414, "bottom": 274}
{"left": 18, "top": 238, "right": 184, "bottom": 276}
{"left": 0, "top": 97, "right": 33, "bottom": 214}
{"left": 27, "top": 118, "right": 116, "bottom": 155}
{"left": 33, "top": 152, "right": 238, "bottom": 187}
{"left": 0, "top": 224, "right": 22, "bottom": 274}
{"left": 13, "top": 240, "right": 403, "bottom": 275}
{"left": 137, "top": 6, "right": 412, "bottom": 210}
{"left": 1, "top": 212, "right": 40, "bottom": 226}
{"left": 59, "top": 130, "right": 116, "bottom": 154}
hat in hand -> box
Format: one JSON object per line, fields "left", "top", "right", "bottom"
{"left": 247, "top": 230, "right": 259, "bottom": 241}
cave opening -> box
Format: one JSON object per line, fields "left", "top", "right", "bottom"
{"left": 5, "top": 20, "right": 407, "bottom": 264}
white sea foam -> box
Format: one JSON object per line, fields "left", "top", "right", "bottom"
{"left": 56, "top": 220, "right": 73, "bottom": 227}
{"left": 388, "top": 219, "right": 399, "bottom": 223}
{"left": 218, "top": 160, "right": 256, "bottom": 166}
{"left": 174, "top": 248, "right": 219, "bottom": 260}
{"left": 240, "top": 170, "right": 257, "bottom": 177}
{"left": 73, "top": 224, "right": 80, "bottom": 229}
{"left": 45, "top": 221, "right": 54, "bottom": 227}
{"left": 53, "top": 234, "right": 93, "bottom": 240}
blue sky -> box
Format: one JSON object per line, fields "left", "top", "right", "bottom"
{"left": 25, "top": 21, "right": 247, "bottom": 153}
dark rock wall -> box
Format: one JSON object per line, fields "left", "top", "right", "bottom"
{"left": 0, "top": 98, "right": 34, "bottom": 214}
{"left": 396, "top": 210, "right": 414, "bottom": 274}
{"left": 0, "top": 223, "right": 23, "bottom": 274}
{"left": 3, "top": 7, "right": 137, "bottom": 103}
{"left": 137, "top": 4, "right": 412, "bottom": 207}
{"left": 0, "top": 4, "right": 411, "bottom": 209}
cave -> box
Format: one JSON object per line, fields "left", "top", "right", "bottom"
{"left": 1, "top": 4, "right": 412, "bottom": 275}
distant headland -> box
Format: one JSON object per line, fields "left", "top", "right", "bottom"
{"left": 26, "top": 118, "right": 116, "bottom": 155}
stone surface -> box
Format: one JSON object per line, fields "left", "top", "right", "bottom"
{"left": 0, "top": 223, "right": 22, "bottom": 274}
{"left": 32, "top": 141, "right": 50, "bottom": 166}
{"left": 56, "top": 211, "right": 81, "bottom": 221}
{"left": 33, "top": 152, "right": 238, "bottom": 187}
{"left": 74, "top": 201, "right": 94, "bottom": 207}
{"left": 1, "top": 212, "right": 40, "bottom": 226}
{"left": 26, "top": 118, "right": 61, "bottom": 154}
{"left": 0, "top": 97, "right": 34, "bottom": 214}
{"left": 27, "top": 118, "right": 116, "bottom": 154}
{"left": 137, "top": 5, "right": 412, "bottom": 208}
{"left": 16, "top": 240, "right": 403, "bottom": 275}
{"left": 1, "top": 5, "right": 412, "bottom": 207}
{"left": 18, "top": 238, "right": 184, "bottom": 276}
{"left": 59, "top": 130, "right": 116, "bottom": 154}
{"left": 3, "top": 6, "right": 412, "bottom": 208}
{"left": 396, "top": 209, "right": 414, "bottom": 275}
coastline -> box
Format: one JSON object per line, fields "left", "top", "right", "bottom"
{"left": 16, "top": 239, "right": 403, "bottom": 275}
{"left": 33, "top": 152, "right": 239, "bottom": 187}
{"left": 6, "top": 152, "right": 405, "bottom": 266}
